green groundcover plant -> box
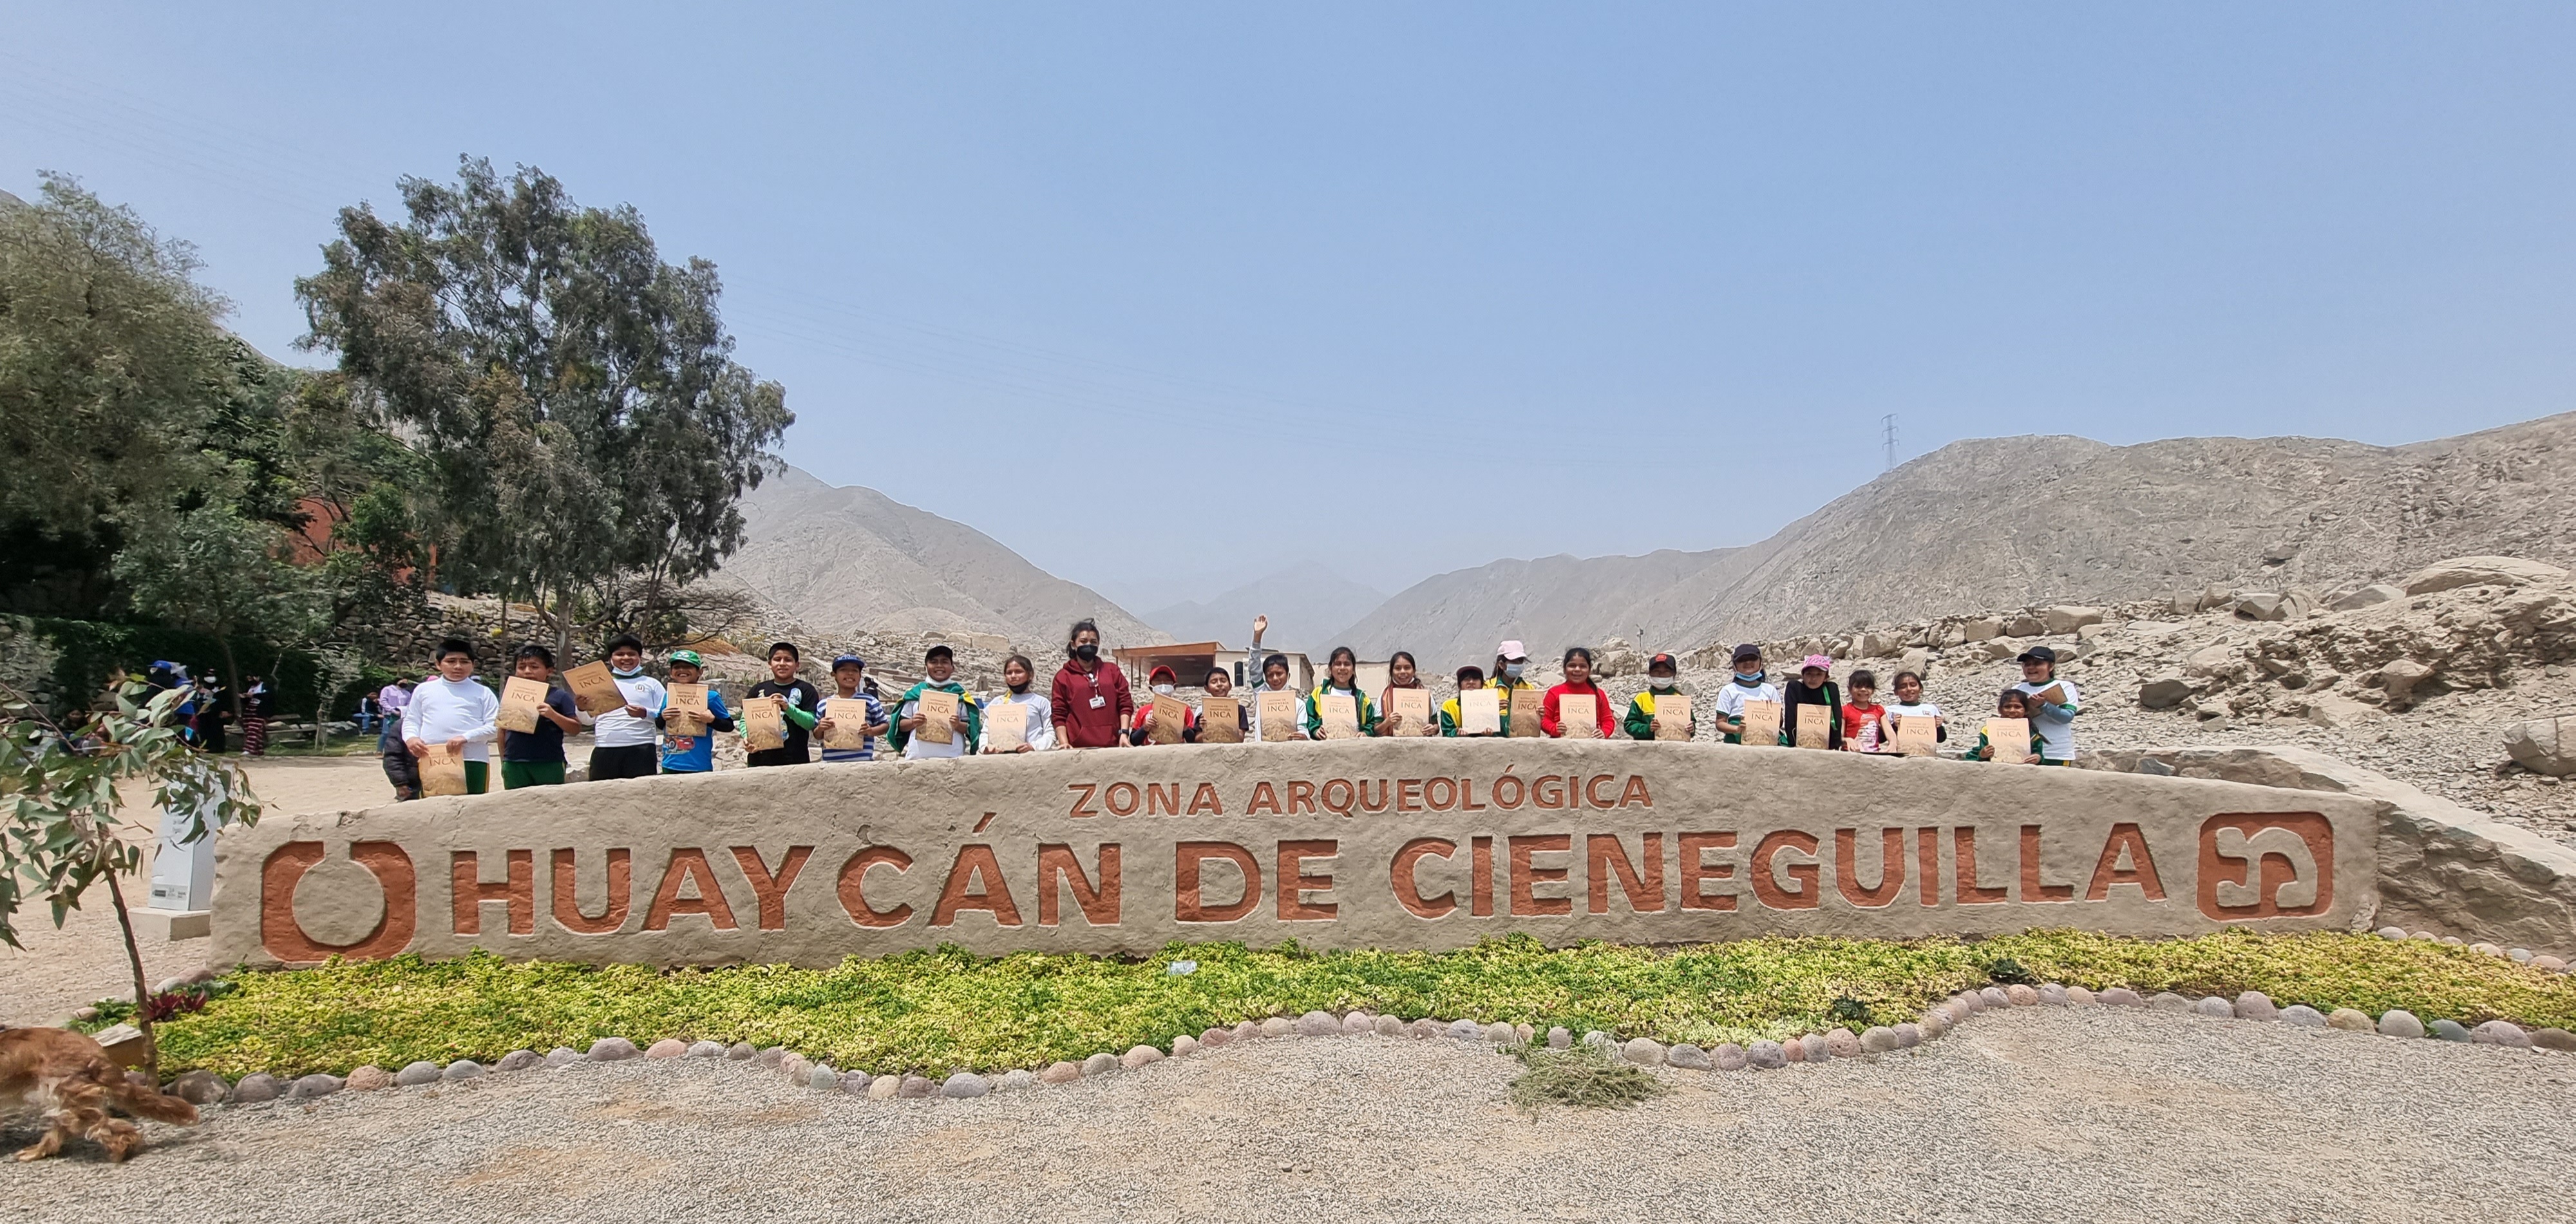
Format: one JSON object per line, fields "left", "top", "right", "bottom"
{"left": 145, "top": 930, "right": 2576, "bottom": 1079}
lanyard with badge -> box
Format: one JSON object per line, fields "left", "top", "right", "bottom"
{"left": 1082, "top": 663, "right": 1107, "bottom": 710}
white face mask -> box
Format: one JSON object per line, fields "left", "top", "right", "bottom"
{"left": 1153, "top": 683, "right": 1175, "bottom": 696}
{"left": 1650, "top": 675, "right": 1678, "bottom": 691}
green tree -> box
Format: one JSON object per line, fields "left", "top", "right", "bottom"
{"left": 296, "top": 157, "right": 792, "bottom": 657}
{"left": 2, "top": 680, "right": 260, "bottom": 1075}
{"left": 110, "top": 504, "right": 329, "bottom": 703}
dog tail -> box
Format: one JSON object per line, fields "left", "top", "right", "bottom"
{"left": 102, "top": 1068, "right": 200, "bottom": 1125}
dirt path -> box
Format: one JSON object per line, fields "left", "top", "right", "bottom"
{"left": 2, "top": 755, "right": 394, "bottom": 1026}
{"left": 10, "top": 1007, "right": 2573, "bottom": 1223}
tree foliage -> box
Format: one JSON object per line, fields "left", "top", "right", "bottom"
{"left": 296, "top": 158, "right": 792, "bottom": 651}
{"left": 110, "top": 504, "right": 330, "bottom": 697}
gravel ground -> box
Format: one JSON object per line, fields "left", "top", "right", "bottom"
{"left": 9, "top": 1007, "right": 2573, "bottom": 1223}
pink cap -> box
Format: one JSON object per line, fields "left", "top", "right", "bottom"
{"left": 1801, "top": 654, "right": 1833, "bottom": 672}
{"left": 1497, "top": 641, "right": 1528, "bottom": 661}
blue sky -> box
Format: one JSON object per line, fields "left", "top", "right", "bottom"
{"left": 5, "top": 3, "right": 2571, "bottom": 612}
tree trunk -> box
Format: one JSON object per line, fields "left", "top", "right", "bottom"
{"left": 215, "top": 633, "right": 243, "bottom": 742}
{"left": 104, "top": 869, "right": 158, "bottom": 1080}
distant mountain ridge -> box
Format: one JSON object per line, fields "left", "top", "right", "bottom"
{"left": 1331, "top": 412, "right": 2576, "bottom": 666}
{"left": 716, "top": 466, "right": 1165, "bottom": 650}
{"left": 1143, "top": 562, "right": 1386, "bottom": 654}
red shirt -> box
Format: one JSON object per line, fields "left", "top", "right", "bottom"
{"left": 1050, "top": 659, "right": 1133, "bottom": 748}
{"left": 1539, "top": 682, "right": 1619, "bottom": 739}
{"left": 1842, "top": 701, "right": 1889, "bottom": 751}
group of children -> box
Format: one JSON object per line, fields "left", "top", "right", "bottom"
{"left": 376, "top": 621, "right": 2083, "bottom": 798}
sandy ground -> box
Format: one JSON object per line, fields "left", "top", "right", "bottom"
{"left": 3, "top": 755, "right": 397, "bottom": 1027}
{"left": 8, "top": 1006, "right": 2575, "bottom": 1223}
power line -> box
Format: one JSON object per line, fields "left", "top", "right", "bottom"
{"left": 1881, "top": 413, "right": 1899, "bottom": 471}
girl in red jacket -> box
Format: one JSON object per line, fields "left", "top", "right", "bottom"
{"left": 1540, "top": 646, "right": 1619, "bottom": 739}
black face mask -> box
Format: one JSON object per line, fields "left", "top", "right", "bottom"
{"left": 1074, "top": 643, "right": 1099, "bottom": 661}
{"left": 1007, "top": 681, "right": 1029, "bottom": 695}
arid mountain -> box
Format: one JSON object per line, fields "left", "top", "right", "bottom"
{"left": 1143, "top": 562, "right": 1387, "bottom": 655}
{"left": 1332, "top": 412, "right": 2576, "bottom": 666}
{"left": 716, "top": 466, "right": 1164, "bottom": 649}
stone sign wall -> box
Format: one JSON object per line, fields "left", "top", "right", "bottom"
{"left": 212, "top": 740, "right": 2378, "bottom": 969}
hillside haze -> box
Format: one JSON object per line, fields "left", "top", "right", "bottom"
{"left": 717, "top": 466, "right": 1164, "bottom": 649}
{"left": 1143, "top": 562, "right": 1387, "bottom": 654}
{"left": 1333, "top": 412, "right": 2576, "bottom": 666}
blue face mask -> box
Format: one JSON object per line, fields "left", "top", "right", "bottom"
{"left": 1503, "top": 662, "right": 1525, "bottom": 679}
{"left": 1732, "top": 670, "right": 1765, "bottom": 686}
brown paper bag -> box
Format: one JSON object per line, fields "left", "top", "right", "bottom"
{"left": 1738, "top": 699, "right": 1782, "bottom": 746}
{"left": 2029, "top": 683, "right": 2066, "bottom": 708}
{"left": 742, "top": 695, "right": 787, "bottom": 751}
{"left": 1256, "top": 690, "right": 1302, "bottom": 742}
{"left": 1508, "top": 688, "right": 1543, "bottom": 738}
{"left": 563, "top": 661, "right": 625, "bottom": 716}
{"left": 1319, "top": 693, "right": 1359, "bottom": 740}
{"left": 497, "top": 677, "right": 549, "bottom": 734}
{"left": 1148, "top": 694, "right": 1188, "bottom": 744}
{"left": 1389, "top": 688, "right": 1433, "bottom": 737}
{"left": 1654, "top": 693, "right": 1692, "bottom": 742}
{"left": 1792, "top": 705, "right": 1832, "bottom": 749}
{"left": 665, "top": 682, "right": 710, "bottom": 736}
{"left": 1984, "top": 717, "right": 2032, "bottom": 763}
{"left": 1559, "top": 693, "right": 1598, "bottom": 739}
{"left": 983, "top": 699, "right": 1029, "bottom": 752}
{"left": 820, "top": 695, "right": 873, "bottom": 751}
{"left": 916, "top": 689, "right": 960, "bottom": 744}
{"left": 420, "top": 744, "right": 468, "bottom": 796}
{"left": 1892, "top": 711, "right": 1938, "bottom": 757}
{"left": 1458, "top": 688, "right": 1502, "bottom": 735}
{"left": 1198, "top": 696, "right": 1243, "bottom": 744}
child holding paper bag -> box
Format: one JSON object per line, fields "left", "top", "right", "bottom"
{"left": 745, "top": 641, "right": 822, "bottom": 766}
{"left": 1886, "top": 670, "right": 1946, "bottom": 756}
{"left": 656, "top": 651, "right": 735, "bottom": 774}
{"left": 1443, "top": 666, "right": 1502, "bottom": 737}
{"left": 1374, "top": 652, "right": 1438, "bottom": 737}
{"left": 1780, "top": 655, "right": 1843, "bottom": 750}
{"left": 1250, "top": 654, "right": 1307, "bottom": 742}
{"left": 2010, "top": 646, "right": 2081, "bottom": 764}
{"left": 1128, "top": 665, "right": 1198, "bottom": 746}
{"left": 1540, "top": 646, "right": 1618, "bottom": 739}
{"left": 1711, "top": 644, "right": 1781, "bottom": 745}
{"left": 1303, "top": 647, "right": 1377, "bottom": 740}
{"left": 404, "top": 638, "right": 499, "bottom": 794}
{"left": 815, "top": 654, "right": 890, "bottom": 762}
{"left": 893, "top": 645, "right": 980, "bottom": 759}
{"left": 1195, "top": 665, "right": 1247, "bottom": 743}
{"left": 499, "top": 643, "right": 588, "bottom": 788}
{"left": 1624, "top": 652, "right": 1694, "bottom": 740}
{"left": 1965, "top": 688, "right": 2047, "bottom": 764}
{"left": 983, "top": 654, "right": 1056, "bottom": 752}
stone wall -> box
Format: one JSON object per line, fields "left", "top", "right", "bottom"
{"left": 215, "top": 740, "right": 2375, "bottom": 968}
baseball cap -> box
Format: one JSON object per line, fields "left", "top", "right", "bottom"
{"left": 1800, "top": 654, "right": 1832, "bottom": 672}
{"left": 1149, "top": 664, "right": 1177, "bottom": 683}
{"left": 1497, "top": 640, "right": 1529, "bottom": 661}
{"left": 831, "top": 654, "right": 865, "bottom": 670}
{"left": 1648, "top": 652, "right": 1678, "bottom": 671}
{"left": 2017, "top": 645, "right": 2058, "bottom": 664}
{"left": 668, "top": 649, "right": 704, "bottom": 668}
{"left": 1731, "top": 643, "right": 1763, "bottom": 663}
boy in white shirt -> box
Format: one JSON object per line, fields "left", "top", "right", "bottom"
{"left": 404, "top": 638, "right": 501, "bottom": 794}
{"left": 2011, "top": 646, "right": 2081, "bottom": 764}
{"left": 586, "top": 633, "right": 668, "bottom": 781}
{"left": 1710, "top": 643, "right": 1782, "bottom": 744}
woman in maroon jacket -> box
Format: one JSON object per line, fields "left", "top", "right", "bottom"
{"left": 1050, "top": 619, "right": 1134, "bottom": 748}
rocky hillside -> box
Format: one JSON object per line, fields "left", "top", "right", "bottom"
{"left": 714, "top": 466, "right": 1165, "bottom": 652}
{"left": 1335, "top": 412, "right": 2576, "bottom": 667}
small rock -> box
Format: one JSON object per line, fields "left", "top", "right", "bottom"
{"left": 645, "top": 1039, "right": 688, "bottom": 1060}
{"left": 1582, "top": 1030, "right": 1617, "bottom": 1054}
{"left": 2280, "top": 1005, "right": 2327, "bottom": 1028}
{"left": 897, "top": 1075, "right": 935, "bottom": 1098}
{"left": 780, "top": 1055, "right": 810, "bottom": 1082}
{"left": 1483, "top": 1022, "right": 1514, "bottom": 1044}
{"left": 2138, "top": 675, "right": 2197, "bottom": 710}
{"left": 2005, "top": 985, "right": 2039, "bottom": 1007}
{"left": 341, "top": 1068, "right": 386, "bottom": 1095}
{"left": 1408, "top": 1019, "right": 1443, "bottom": 1039}
{"left": 687, "top": 1040, "right": 725, "bottom": 1059}
{"left": 867, "top": 1074, "right": 902, "bottom": 1099}
{"left": 1859, "top": 1027, "right": 1900, "bottom": 1054}
{"left": 1808, "top": 1034, "right": 1839, "bottom": 1062}
{"left": 443, "top": 1060, "right": 485, "bottom": 1080}
{"left": 1082, "top": 1053, "right": 1120, "bottom": 1076}
{"left": 155, "top": 975, "right": 191, "bottom": 995}
{"left": 1295, "top": 1010, "right": 1338, "bottom": 1037}
{"left": 2148, "top": 992, "right": 2193, "bottom": 1013}
{"left": 1979, "top": 987, "right": 2011, "bottom": 1008}
{"left": 2376, "top": 927, "right": 2407, "bottom": 941}
{"left": 2430, "top": 1019, "right": 2471, "bottom": 1042}
{"left": 1516, "top": 1024, "right": 1535, "bottom": 1044}
{"left": 1893, "top": 1023, "right": 1922, "bottom": 1049}
{"left": 1449, "top": 1019, "right": 1484, "bottom": 1040}
{"left": 395, "top": 1060, "right": 442, "bottom": 1087}
{"left": 2036, "top": 984, "right": 2069, "bottom": 1006}
{"left": 998, "top": 1069, "right": 1036, "bottom": 1090}
{"left": 1547, "top": 1027, "right": 1572, "bottom": 1050}
{"left": 1173, "top": 1035, "right": 1199, "bottom": 1058}
{"left": 842, "top": 1071, "right": 873, "bottom": 1097}
{"left": 2329, "top": 583, "right": 2402, "bottom": 612}
{"left": 227, "top": 1073, "right": 281, "bottom": 1104}
{"left": 2508, "top": 948, "right": 2533, "bottom": 963}
{"left": 2065, "top": 986, "right": 2096, "bottom": 1006}
{"left": 1622, "top": 1038, "right": 1666, "bottom": 1066}
{"left": 2530, "top": 1028, "right": 2576, "bottom": 1051}
{"left": 1667, "top": 1044, "right": 1712, "bottom": 1070}
{"left": 1715, "top": 1043, "right": 1748, "bottom": 1071}
{"left": 755, "top": 1046, "right": 786, "bottom": 1067}
{"left": 2101, "top": 988, "right": 2143, "bottom": 1007}
{"left": 1121, "top": 1045, "right": 1164, "bottom": 1069}
{"left": 2235, "top": 992, "right": 2278, "bottom": 1021}
{"left": 942, "top": 1072, "right": 991, "bottom": 1098}
{"left": 2470, "top": 943, "right": 2505, "bottom": 957}
{"left": 545, "top": 1048, "right": 582, "bottom": 1068}
{"left": 1202, "top": 1026, "right": 1235, "bottom": 1048}
{"left": 1260, "top": 1018, "right": 1294, "bottom": 1039}
{"left": 1341, "top": 1012, "right": 1374, "bottom": 1036}
{"left": 1233, "top": 1021, "right": 1260, "bottom": 1041}
{"left": 2327, "top": 1009, "right": 2375, "bottom": 1032}
{"left": 2409, "top": 930, "right": 2438, "bottom": 941}
{"left": 1782, "top": 1037, "right": 1806, "bottom": 1064}
{"left": 728, "top": 1042, "right": 755, "bottom": 1060}
{"left": 2378, "top": 1010, "right": 2426, "bottom": 1038}
{"left": 587, "top": 1038, "right": 638, "bottom": 1062}
{"left": 2403, "top": 555, "right": 2566, "bottom": 596}
{"left": 1954, "top": 992, "right": 1986, "bottom": 1014}
{"left": 1372, "top": 1016, "right": 1404, "bottom": 1037}
{"left": 2535, "top": 956, "right": 2568, "bottom": 972}
{"left": 1747, "top": 1040, "right": 1786, "bottom": 1069}
{"left": 71, "top": 1006, "right": 98, "bottom": 1022}
{"left": 1039, "top": 1061, "right": 1083, "bottom": 1084}
{"left": 497, "top": 1050, "right": 542, "bottom": 1072}
{"left": 286, "top": 1073, "right": 343, "bottom": 1100}
{"left": 2470, "top": 1021, "right": 2533, "bottom": 1049}
{"left": 807, "top": 1066, "right": 840, "bottom": 1091}
{"left": 1918, "top": 1012, "right": 1951, "bottom": 1040}
{"left": 1824, "top": 1028, "right": 1863, "bottom": 1058}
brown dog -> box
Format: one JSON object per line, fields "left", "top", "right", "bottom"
{"left": 0, "top": 1027, "right": 200, "bottom": 1162}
